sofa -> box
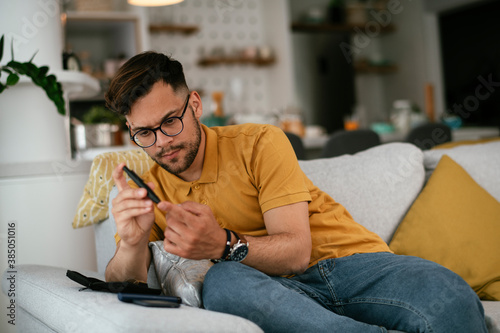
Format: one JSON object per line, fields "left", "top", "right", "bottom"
{"left": 2, "top": 140, "right": 500, "bottom": 332}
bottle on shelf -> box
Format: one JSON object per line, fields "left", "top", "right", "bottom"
{"left": 202, "top": 91, "right": 230, "bottom": 127}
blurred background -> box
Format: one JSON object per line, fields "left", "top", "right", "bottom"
{"left": 1, "top": 2, "right": 499, "bottom": 332}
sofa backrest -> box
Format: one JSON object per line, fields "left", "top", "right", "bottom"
{"left": 299, "top": 142, "right": 425, "bottom": 243}
{"left": 423, "top": 141, "right": 500, "bottom": 202}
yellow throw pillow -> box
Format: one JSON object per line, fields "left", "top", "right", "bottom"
{"left": 72, "top": 149, "right": 156, "bottom": 229}
{"left": 389, "top": 154, "right": 500, "bottom": 301}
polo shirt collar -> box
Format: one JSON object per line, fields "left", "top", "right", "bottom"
{"left": 158, "top": 124, "right": 218, "bottom": 196}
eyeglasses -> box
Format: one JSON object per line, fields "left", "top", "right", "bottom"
{"left": 129, "top": 94, "right": 190, "bottom": 148}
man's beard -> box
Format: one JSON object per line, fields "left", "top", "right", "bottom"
{"left": 152, "top": 116, "right": 202, "bottom": 176}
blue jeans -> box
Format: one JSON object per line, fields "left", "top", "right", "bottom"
{"left": 202, "top": 253, "right": 487, "bottom": 332}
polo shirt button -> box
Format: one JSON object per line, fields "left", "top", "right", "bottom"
{"left": 201, "top": 200, "right": 208, "bottom": 205}
{"left": 194, "top": 184, "right": 200, "bottom": 190}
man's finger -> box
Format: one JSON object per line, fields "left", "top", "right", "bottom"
{"left": 178, "top": 201, "right": 206, "bottom": 216}
{"left": 112, "top": 163, "right": 131, "bottom": 192}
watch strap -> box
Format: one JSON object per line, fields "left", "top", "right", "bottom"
{"left": 219, "top": 228, "right": 231, "bottom": 261}
{"left": 230, "top": 230, "right": 240, "bottom": 241}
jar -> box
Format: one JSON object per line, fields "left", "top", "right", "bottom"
{"left": 390, "top": 100, "right": 412, "bottom": 133}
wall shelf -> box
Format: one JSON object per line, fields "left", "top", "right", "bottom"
{"left": 149, "top": 24, "right": 199, "bottom": 34}
{"left": 197, "top": 56, "right": 276, "bottom": 67}
{"left": 354, "top": 63, "right": 398, "bottom": 74}
{"left": 291, "top": 22, "right": 396, "bottom": 33}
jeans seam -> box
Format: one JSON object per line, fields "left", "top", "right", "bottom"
{"left": 341, "top": 297, "right": 434, "bottom": 333}
{"left": 318, "top": 260, "right": 345, "bottom": 316}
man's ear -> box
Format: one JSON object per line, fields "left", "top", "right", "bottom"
{"left": 191, "top": 91, "right": 203, "bottom": 119}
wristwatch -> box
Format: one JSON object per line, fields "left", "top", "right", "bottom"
{"left": 227, "top": 231, "right": 249, "bottom": 262}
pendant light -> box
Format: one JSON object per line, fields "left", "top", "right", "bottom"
{"left": 128, "top": 0, "right": 184, "bottom": 6}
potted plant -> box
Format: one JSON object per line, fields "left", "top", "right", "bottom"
{"left": 72, "top": 105, "right": 126, "bottom": 151}
{"left": 0, "top": 34, "right": 66, "bottom": 115}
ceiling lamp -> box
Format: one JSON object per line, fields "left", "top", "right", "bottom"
{"left": 128, "top": 0, "right": 184, "bottom": 6}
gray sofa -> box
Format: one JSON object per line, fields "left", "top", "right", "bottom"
{"left": 3, "top": 141, "right": 499, "bottom": 332}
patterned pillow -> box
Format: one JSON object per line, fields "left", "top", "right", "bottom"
{"left": 72, "top": 149, "right": 155, "bottom": 228}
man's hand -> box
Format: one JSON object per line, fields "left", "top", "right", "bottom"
{"left": 111, "top": 163, "right": 156, "bottom": 249}
{"left": 105, "top": 163, "right": 155, "bottom": 282}
{"left": 158, "top": 201, "right": 227, "bottom": 260}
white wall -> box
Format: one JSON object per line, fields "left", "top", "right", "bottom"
{"left": 380, "top": 0, "right": 428, "bottom": 118}
{"left": 146, "top": 0, "right": 294, "bottom": 120}
{"left": 0, "top": 173, "right": 96, "bottom": 333}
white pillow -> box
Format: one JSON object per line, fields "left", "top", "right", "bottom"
{"left": 149, "top": 241, "right": 213, "bottom": 308}
{"left": 423, "top": 141, "right": 500, "bottom": 202}
{"left": 299, "top": 143, "right": 424, "bottom": 243}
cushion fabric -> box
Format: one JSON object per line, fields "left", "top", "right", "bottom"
{"left": 390, "top": 155, "right": 500, "bottom": 301}
{"left": 73, "top": 149, "right": 155, "bottom": 228}
{"left": 423, "top": 141, "right": 500, "bottom": 201}
{"left": 299, "top": 142, "right": 425, "bottom": 243}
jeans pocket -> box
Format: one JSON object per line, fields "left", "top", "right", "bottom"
{"left": 318, "top": 258, "right": 336, "bottom": 276}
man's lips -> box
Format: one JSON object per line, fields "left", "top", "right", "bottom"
{"left": 161, "top": 149, "right": 180, "bottom": 160}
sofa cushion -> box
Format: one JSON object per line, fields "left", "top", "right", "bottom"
{"left": 390, "top": 155, "right": 500, "bottom": 301}
{"left": 2, "top": 265, "right": 263, "bottom": 333}
{"left": 299, "top": 143, "right": 424, "bottom": 243}
{"left": 73, "top": 149, "right": 155, "bottom": 229}
{"left": 424, "top": 141, "right": 500, "bottom": 201}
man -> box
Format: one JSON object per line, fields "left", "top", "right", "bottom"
{"left": 105, "top": 51, "right": 486, "bottom": 332}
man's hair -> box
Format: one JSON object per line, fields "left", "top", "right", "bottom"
{"left": 105, "top": 51, "right": 189, "bottom": 115}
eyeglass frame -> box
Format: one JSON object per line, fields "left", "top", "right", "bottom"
{"left": 128, "top": 94, "right": 190, "bottom": 148}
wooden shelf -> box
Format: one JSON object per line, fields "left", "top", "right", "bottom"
{"left": 291, "top": 22, "right": 396, "bottom": 33}
{"left": 197, "top": 56, "right": 276, "bottom": 67}
{"left": 149, "top": 24, "right": 199, "bottom": 35}
{"left": 354, "top": 63, "right": 398, "bottom": 74}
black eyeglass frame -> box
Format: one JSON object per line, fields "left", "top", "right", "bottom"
{"left": 129, "top": 94, "right": 190, "bottom": 148}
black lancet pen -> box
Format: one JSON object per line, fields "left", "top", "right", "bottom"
{"left": 123, "top": 166, "right": 160, "bottom": 204}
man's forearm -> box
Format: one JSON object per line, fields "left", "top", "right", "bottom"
{"left": 241, "top": 232, "right": 311, "bottom": 276}
{"left": 105, "top": 241, "right": 151, "bottom": 282}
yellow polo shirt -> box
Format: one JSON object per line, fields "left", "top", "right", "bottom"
{"left": 120, "top": 123, "right": 390, "bottom": 268}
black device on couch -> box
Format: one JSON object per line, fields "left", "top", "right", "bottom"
{"left": 118, "top": 292, "right": 181, "bottom": 308}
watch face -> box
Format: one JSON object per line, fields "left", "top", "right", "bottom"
{"left": 230, "top": 243, "right": 248, "bottom": 262}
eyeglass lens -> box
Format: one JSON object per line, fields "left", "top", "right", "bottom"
{"left": 133, "top": 118, "right": 184, "bottom": 148}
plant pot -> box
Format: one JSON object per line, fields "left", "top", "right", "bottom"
{"left": 73, "top": 123, "right": 121, "bottom": 150}
{"left": 0, "top": 84, "right": 69, "bottom": 164}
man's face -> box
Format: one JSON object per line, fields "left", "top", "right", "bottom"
{"left": 126, "top": 81, "right": 204, "bottom": 179}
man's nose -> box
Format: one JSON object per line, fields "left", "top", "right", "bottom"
{"left": 154, "top": 129, "right": 174, "bottom": 147}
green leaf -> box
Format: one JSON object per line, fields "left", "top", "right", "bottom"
{"left": 6, "top": 73, "right": 19, "bottom": 86}
{"left": 10, "top": 37, "right": 14, "bottom": 61}
{"left": 0, "top": 35, "right": 4, "bottom": 63}
{"left": 28, "top": 50, "right": 38, "bottom": 63}
{"left": 0, "top": 39, "right": 66, "bottom": 116}
{"left": 24, "top": 62, "right": 38, "bottom": 77}
{"left": 6, "top": 61, "right": 26, "bottom": 74}
{"left": 38, "top": 66, "right": 49, "bottom": 77}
